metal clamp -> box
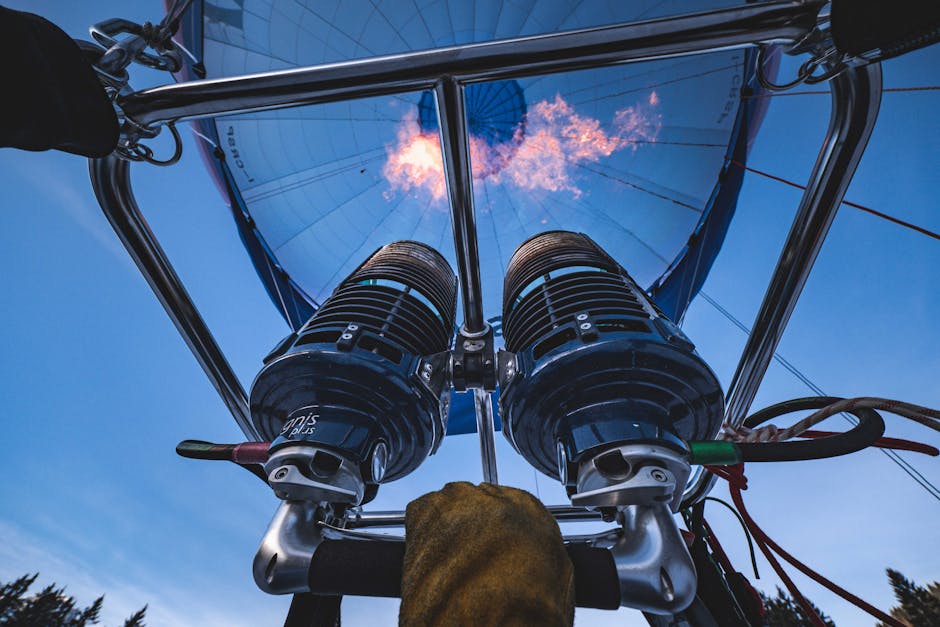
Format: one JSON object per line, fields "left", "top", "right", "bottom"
{"left": 572, "top": 444, "right": 691, "bottom": 513}
{"left": 86, "top": 6, "right": 205, "bottom": 164}
{"left": 115, "top": 122, "right": 183, "bottom": 166}
{"left": 570, "top": 444, "right": 696, "bottom": 614}
{"left": 449, "top": 325, "right": 499, "bottom": 483}
{"left": 756, "top": 42, "right": 847, "bottom": 91}
{"left": 265, "top": 445, "right": 365, "bottom": 505}
{"left": 451, "top": 324, "right": 497, "bottom": 392}
{"left": 90, "top": 17, "right": 182, "bottom": 75}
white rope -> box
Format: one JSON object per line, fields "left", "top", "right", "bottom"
{"left": 722, "top": 397, "right": 940, "bottom": 444}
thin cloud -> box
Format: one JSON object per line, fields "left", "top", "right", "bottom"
{"left": 0, "top": 519, "right": 279, "bottom": 626}
{"left": 6, "top": 158, "right": 136, "bottom": 272}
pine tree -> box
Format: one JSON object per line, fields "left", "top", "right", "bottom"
{"left": 880, "top": 568, "right": 940, "bottom": 627}
{"left": 74, "top": 596, "right": 104, "bottom": 626}
{"left": 0, "top": 574, "right": 38, "bottom": 621}
{"left": 122, "top": 605, "right": 147, "bottom": 627}
{"left": 7, "top": 582, "right": 76, "bottom": 626}
{"left": 0, "top": 573, "right": 146, "bottom": 626}
{"left": 760, "top": 587, "right": 836, "bottom": 626}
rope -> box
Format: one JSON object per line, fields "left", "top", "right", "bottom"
{"left": 731, "top": 160, "right": 940, "bottom": 242}
{"left": 722, "top": 397, "right": 940, "bottom": 444}
{"left": 701, "top": 519, "right": 737, "bottom": 574}
{"left": 711, "top": 464, "right": 906, "bottom": 627}
{"left": 699, "top": 292, "right": 940, "bottom": 501}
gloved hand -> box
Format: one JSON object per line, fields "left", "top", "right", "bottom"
{"left": 400, "top": 482, "right": 575, "bottom": 626}
{"left": 0, "top": 7, "right": 118, "bottom": 157}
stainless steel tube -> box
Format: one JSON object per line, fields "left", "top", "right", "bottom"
{"left": 724, "top": 62, "right": 883, "bottom": 426}
{"left": 347, "top": 504, "right": 604, "bottom": 528}
{"left": 682, "top": 61, "right": 883, "bottom": 506}
{"left": 472, "top": 389, "right": 500, "bottom": 484}
{"left": 89, "top": 155, "right": 258, "bottom": 440}
{"left": 120, "top": 1, "right": 821, "bottom": 128}
{"left": 434, "top": 77, "right": 498, "bottom": 481}
{"left": 435, "top": 77, "right": 486, "bottom": 334}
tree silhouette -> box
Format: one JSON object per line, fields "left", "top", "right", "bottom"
{"left": 879, "top": 568, "right": 940, "bottom": 627}
{"left": 0, "top": 573, "right": 147, "bottom": 626}
{"left": 121, "top": 606, "right": 148, "bottom": 627}
{"left": 759, "top": 587, "right": 835, "bottom": 626}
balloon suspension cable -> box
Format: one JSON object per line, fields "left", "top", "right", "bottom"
{"left": 746, "top": 84, "right": 940, "bottom": 98}
{"left": 731, "top": 159, "right": 940, "bottom": 242}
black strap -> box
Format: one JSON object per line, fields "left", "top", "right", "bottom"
{"left": 306, "top": 539, "right": 622, "bottom": 609}
{"left": 284, "top": 593, "right": 341, "bottom": 627}
{"left": 309, "top": 540, "right": 404, "bottom": 598}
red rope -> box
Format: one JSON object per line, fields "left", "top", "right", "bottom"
{"left": 799, "top": 430, "right": 939, "bottom": 456}
{"left": 704, "top": 464, "right": 748, "bottom": 490}
{"left": 730, "top": 160, "right": 940, "bottom": 242}
{"left": 719, "top": 466, "right": 827, "bottom": 627}
{"left": 709, "top": 464, "right": 906, "bottom": 627}
{"left": 702, "top": 519, "right": 737, "bottom": 575}
{"left": 736, "top": 495, "right": 828, "bottom": 626}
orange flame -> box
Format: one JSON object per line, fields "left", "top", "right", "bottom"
{"left": 382, "top": 92, "right": 661, "bottom": 201}
{"left": 382, "top": 112, "right": 447, "bottom": 201}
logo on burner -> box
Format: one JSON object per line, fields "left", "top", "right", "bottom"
{"left": 280, "top": 406, "right": 319, "bottom": 438}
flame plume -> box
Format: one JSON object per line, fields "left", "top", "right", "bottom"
{"left": 382, "top": 92, "right": 661, "bottom": 201}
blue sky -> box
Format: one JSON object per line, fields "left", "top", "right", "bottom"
{"left": 0, "top": 2, "right": 937, "bottom": 625}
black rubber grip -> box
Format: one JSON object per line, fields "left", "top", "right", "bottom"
{"left": 567, "top": 543, "right": 621, "bottom": 610}
{"left": 740, "top": 397, "right": 885, "bottom": 462}
{"left": 309, "top": 540, "right": 405, "bottom": 597}
{"left": 308, "top": 540, "right": 621, "bottom": 609}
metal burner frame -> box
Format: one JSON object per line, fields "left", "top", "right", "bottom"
{"left": 89, "top": 0, "right": 882, "bottom": 527}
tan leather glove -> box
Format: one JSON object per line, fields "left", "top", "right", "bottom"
{"left": 400, "top": 482, "right": 575, "bottom": 626}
